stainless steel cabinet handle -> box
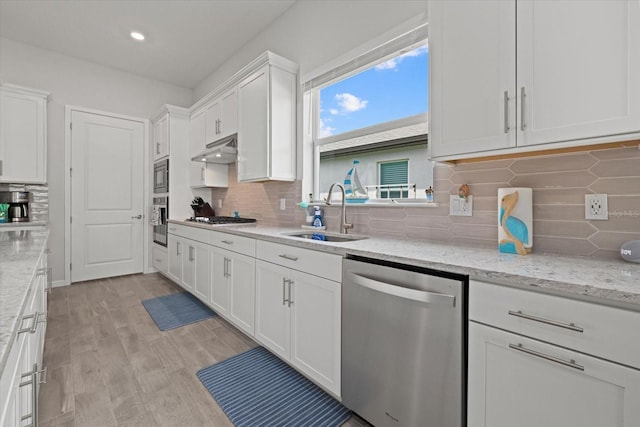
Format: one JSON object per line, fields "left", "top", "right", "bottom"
{"left": 201, "top": 165, "right": 206, "bottom": 182}
{"left": 509, "top": 343, "right": 584, "bottom": 371}
{"left": 176, "top": 242, "right": 181, "bottom": 256}
{"left": 19, "top": 363, "right": 46, "bottom": 426}
{"left": 520, "top": 86, "right": 526, "bottom": 131}
{"left": 278, "top": 254, "right": 299, "bottom": 262}
{"left": 131, "top": 214, "right": 142, "bottom": 219}
{"left": 503, "top": 90, "right": 510, "bottom": 133}
{"left": 156, "top": 142, "right": 160, "bottom": 154}
{"left": 282, "top": 278, "right": 288, "bottom": 305}
{"left": 188, "top": 246, "right": 194, "bottom": 262}
{"left": 221, "top": 240, "right": 233, "bottom": 245}
{"left": 225, "top": 257, "right": 231, "bottom": 278}
{"left": 351, "top": 273, "right": 456, "bottom": 307}
{"left": 18, "top": 313, "right": 37, "bottom": 335}
{"left": 508, "top": 310, "right": 584, "bottom": 333}
{"left": 46, "top": 267, "right": 52, "bottom": 293}
{"left": 288, "top": 279, "right": 293, "bottom": 307}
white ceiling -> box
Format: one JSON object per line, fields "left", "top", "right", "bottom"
{"left": 0, "top": 0, "right": 297, "bottom": 88}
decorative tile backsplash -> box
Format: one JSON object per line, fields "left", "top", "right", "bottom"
{"left": 0, "top": 183, "right": 48, "bottom": 224}
{"left": 213, "top": 145, "right": 640, "bottom": 260}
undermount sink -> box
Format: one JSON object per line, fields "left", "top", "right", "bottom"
{"left": 284, "top": 231, "right": 367, "bottom": 243}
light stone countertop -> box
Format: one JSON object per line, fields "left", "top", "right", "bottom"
{"left": 170, "top": 220, "right": 640, "bottom": 311}
{"left": 0, "top": 229, "right": 48, "bottom": 374}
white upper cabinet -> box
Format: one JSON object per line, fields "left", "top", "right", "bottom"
{"left": 429, "top": 0, "right": 640, "bottom": 160}
{"left": 0, "top": 84, "right": 49, "bottom": 184}
{"left": 237, "top": 54, "right": 297, "bottom": 182}
{"left": 205, "top": 87, "right": 237, "bottom": 144}
{"left": 190, "top": 108, "right": 206, "bottom": 158}
{"left": 152, "top": 113, "right": 169, "bottom": 160}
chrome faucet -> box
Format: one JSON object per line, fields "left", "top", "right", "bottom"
{"left": 326, "top": 183, "right": 353, "bottom": 234}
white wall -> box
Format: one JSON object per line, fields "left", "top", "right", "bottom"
{"left": 194, "top": 1, "right": 428, "bottom": 99}
{"left": 0, "top": 37, "right": 193, "bottom": 282}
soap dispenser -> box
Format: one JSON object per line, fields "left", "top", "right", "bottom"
{"left": 312, "top": 206, "right": 324, "bottom": 228}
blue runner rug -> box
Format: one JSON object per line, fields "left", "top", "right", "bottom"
{"left": 197, "top": 347, "right": 351, "bottom": 427}
{"left": 142, "top": 292, "right": 215, "bottom": 331}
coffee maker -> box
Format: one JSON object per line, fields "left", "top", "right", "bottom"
{"left": 0, "top": 191, "right": 30, "bottom": 222}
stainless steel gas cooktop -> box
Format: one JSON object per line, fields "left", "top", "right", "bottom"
{"left": 186, "top": 216, "right": 257, "bottom": 225}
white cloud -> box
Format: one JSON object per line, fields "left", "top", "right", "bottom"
{"left": 318, "top": 118, "right": 335, "bottom": 137}
{"left": 330, "top": 108, "right": 339, "bottom": 115}
{"left": 375, "top": 45, "right": 428, "bottom": 71}
{"left": 335, "top": 93, "right": 368, "bottom": 113}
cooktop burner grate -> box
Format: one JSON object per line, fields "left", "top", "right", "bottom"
{"left": 186, "top": 216, "right": 257, "bottom": 225}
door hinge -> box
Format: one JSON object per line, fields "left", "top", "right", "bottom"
{"left": 70, "top": 263, "right": 72, "bottom": 270}
{"left": 70, "top": 168, "right": 72, "bottom": 177}
{"left": 70, "top": 216, "right": 72, "bottom": 224}
{"left": 70, "top": 122, "right": 72, "bottom": 130}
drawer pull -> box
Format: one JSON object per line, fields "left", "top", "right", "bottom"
{"left": 508, "top": 310, "right": 584, "bottom": 333}
{"left": 278, "top": 254, "right": 299, "bottom": 261}
{"left": 221, "top": 240, "right": 234, "bottom": 245}
{"left": 509, "top": 343, "right": 584, "bottom": 371}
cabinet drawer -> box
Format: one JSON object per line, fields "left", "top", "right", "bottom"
{"left": 210, "top": 231, "right": 256, "bottom": 257}
{"left": 470, "top": 280, "right": 640, "bottom": 369}
{"left": 167, "top": 223, "right": 208, "bottom": 243}
{"left": 152, "top": 245, "right": 168, "bottom": 274}
{"left": 256, "top": 241, "right": 342, "bottom": 282}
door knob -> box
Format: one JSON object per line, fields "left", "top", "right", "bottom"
{"left": 131, "top": 215, "right": 142, "bottom": 219}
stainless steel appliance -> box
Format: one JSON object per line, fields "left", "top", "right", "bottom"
{"left": 0, "top": 191, "right": 30, "bottom": 222}
{"left": 342, "top": 255, "right": 468, "bottom": 427}
{"left": 153, "top": 159, "right": 169, "bottom": 193}
{"left": 191, "top": 134, "right": 238, "bottom": 164}
{"left": 152, "top": 196, "right": 168, "bottom": 246}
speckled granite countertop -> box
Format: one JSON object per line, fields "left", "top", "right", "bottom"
{"left": 0, "top": 229, "right": 48, "bottom": 374}
{"left": 170, "top": 220, "right": 640, "bottom": 310}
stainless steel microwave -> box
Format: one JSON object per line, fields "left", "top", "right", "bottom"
{"left": 154, "top": 159, "right": 169, "bottom": 193}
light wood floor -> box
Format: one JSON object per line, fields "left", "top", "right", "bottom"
{"left": 39, "top": 273, "right": 369, "bottom": 427}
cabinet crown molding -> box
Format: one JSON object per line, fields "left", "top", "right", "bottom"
{"left": 152, "top": 104, "right": 190, "bottom": 122}
{"left": 190, "top": 50, "right": 298, "bottom": 115}
{"left": 0, "top": 83, "right": 50, "bottom": 100}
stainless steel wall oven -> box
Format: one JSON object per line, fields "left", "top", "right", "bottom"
{"left": 152, "top": 196, "right": 168, "bottom": 247}
{"left": 153, "top": 159, "right": 169, "bottom": 193}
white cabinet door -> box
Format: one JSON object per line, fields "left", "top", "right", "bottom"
{"left": 190, "top": 161, "right": 228, "bottom": 188}
{"left": 227, "top": 252, "right": 256, "bottom": 336}
{"left": 209, "top": 246, "right": 230, "bottom": 316}
{"left": 468, "top": 322, "right": 640, "bottom": 427}
{"left": 189, "top": 109, "right": 206, "bottom": 158}
{"left": 152, "top": 244, "right": 168, "bottom": 275}
{"left": 192, "top": 241, "right": 210, "bottom": 302}
{"left": 255, "top": 260, "right": 290, "bottom": 359}
{"left": 152, "top": 113, "right": 169, "bottom": 160}
{"left": 429, "top": 0, "right": 516, "bottom": 158}
{"left": 167, "top": 235, "right": 182, "bottom": 284}
{"left": 516, "top": 0, "right": 640, "bottom": 146}
{"left": 237, "top": 64, "right": 296, "bottom": 182}
{"left": 220, "top": 87, "right": 238, "bottom": 139}
{"left": 290, "top": 270, "right": 341, "bottom": 396}
{"left": 204, "top": 100, "right": 221, "bottom": 144}
{"left": 180, "top": 239, "right": 196, "bottom": 293}
{"left": 0, "top": 86, "right": 48, "bottom": 183}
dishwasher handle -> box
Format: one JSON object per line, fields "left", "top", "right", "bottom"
{"left": 351, "top": 273, "right": 456, "bottom": 307}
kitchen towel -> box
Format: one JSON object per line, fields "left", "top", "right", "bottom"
{"left": 142, "top": 292, "right": 215, "bottom": 331}
{"left": 498, "top": 187, "right": 533, "bottom": 255}
{"left": 197, "top": 346, "right": 351, "bottom": 427}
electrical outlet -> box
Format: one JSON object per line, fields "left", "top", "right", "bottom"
{"left": 450, "top": 195, "right": 473, "bottom": 216}
{"left": 585, "top": 193, "right": 608, "bottom": 220}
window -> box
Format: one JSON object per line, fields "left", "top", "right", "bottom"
{"left": 304, "top": 23, "right": 433, "bottom": 202}
{"left": 378, "top": 160, "right": 409, "bottom": 199}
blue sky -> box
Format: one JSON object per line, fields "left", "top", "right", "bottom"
{"left": 319, "top": 44, "right": 428, "bottom": 138}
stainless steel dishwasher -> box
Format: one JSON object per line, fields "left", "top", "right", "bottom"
{"left": 342, "top": 255, "right": 467, "bottom": 427}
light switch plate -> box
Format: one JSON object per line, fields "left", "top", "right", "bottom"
{"left": 450, "top": 195, "right": 473, "bottom": 216}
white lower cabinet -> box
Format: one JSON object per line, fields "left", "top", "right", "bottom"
{"left": 1, "top": 248, "right": 49, "bottom": 427}
{"left": 468, "top": 280, "right": 640, "bottom": 427}
{"left": 167, "top": 235, "right": 182, "bottom": 285}
{"left": 182, "top": 239, "right": 210, "bottom": 301}
{"left": 209, "top": 232, "right": 256, "bottom": 336}
{"left": 255, "top": 241, "right": 342, "bottom": 397}
{"left": 152, "top": 244, "right": 168, "bottom": 275}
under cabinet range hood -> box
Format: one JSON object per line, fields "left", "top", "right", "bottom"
{"left": 192, "top": 134, "right": 237, "bottom": 164}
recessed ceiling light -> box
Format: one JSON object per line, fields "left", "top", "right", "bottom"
{"left": 215, "top": 153, "right": 222, "bottom": 158}
{"left": 130, "top": 31, "right": 145, "bottom": 41}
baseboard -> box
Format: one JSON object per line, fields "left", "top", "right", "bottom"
{"left": 52, "top": 279, "right": 69, "bottom": 288}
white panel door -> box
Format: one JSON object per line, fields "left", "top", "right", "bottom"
{"left": 468, "top": 322, "right": 640, "bottom": 427}
{"left": 255, "top": 260, "right": 290, "bottom": 358}
{"left": 290, "top": 271, "right": 341, "bottom": 396}
{"left": 429, "top": 0, "right": 516, "bottom": 158}
{"left": 517, "top": 0, "right": 640, "bottom": 146}
{"left": 71, "top": 110, "right": 144, "bottom": 282}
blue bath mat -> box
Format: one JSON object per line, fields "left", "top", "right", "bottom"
{"left": 197, "top": 347, "right": 351, "bottom": 427}
{"left": 142, "top": 292, "right": 215, "bottom": 331}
